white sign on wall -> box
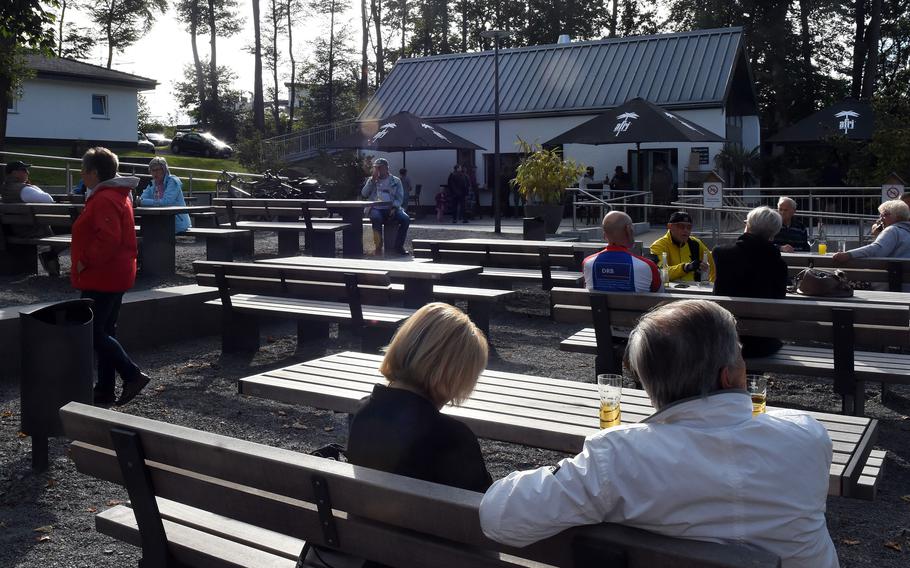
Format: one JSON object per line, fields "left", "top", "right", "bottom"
{"left": 703, "top": 181, "right": 723, "bottom": 209}
{"left": 882, "top": 183, "right": 904, "bottom": 203}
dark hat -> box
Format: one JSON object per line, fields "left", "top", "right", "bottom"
{"left": 5, "top": 160, "right": 31, "bottom": 174}
{"left": 668, "top": 211, "right": 693, "bottom": 224}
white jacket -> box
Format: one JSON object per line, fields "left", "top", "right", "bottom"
{"left": 479, "top": 391, "right": 838, "bottom": 568}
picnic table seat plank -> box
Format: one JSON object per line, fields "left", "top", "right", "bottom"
{"left": 239, "top": 351, "right": 873, "bottom": 498}
{"left": 208, "top": 294, "right": 411, "bottom": 325}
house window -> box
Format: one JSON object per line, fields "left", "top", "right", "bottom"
{"left": 92, "top": 94, "right": 108, "bottom": 117}
{"left": 7, "top": 97, "right": 17, "bottom": 113}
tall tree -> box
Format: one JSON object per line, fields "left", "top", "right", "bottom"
{"left": 252, "top": 0, "right": 266, "bottom": 130}
{"left": 176, "top": 0, "right": 210, "bottom": 125}
{"left": 360, "top": 0, "right": 369, "bottom": 105}
{"left": 264, "top": 0, "right": 287, "bottom": 131}
{"left": 57, "top": 0, "right": 69, "bottom": 57}
{"left": 88, "top": 0, "right": 166, "bottom": 69}
{"left": 371, "top": 0, "right": 385, "bottom": 83}
{"left": 311, "top": 0, "right": 350, "bottom": 124}
{"left": 609, "top": 0, "right": 618, "bottom": 37}
{"left": 286, "top": 0, "right": 302, "bottom": 130}
{"left": 861, "top": 0, "right": 882, "bottom": 98}
{"left": 1, "top": 0, "right": 59, "bottom": 150}
{"left": 298, "top": 24, "right": 359, "bottom": 126}
{"left": 59, "top": 23, "right": 96, "bottom": 59}
{"left": 850, "top": 0, "right": 866, "bottom": 98}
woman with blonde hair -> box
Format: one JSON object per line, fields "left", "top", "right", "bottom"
{"left": 346, "top": 302, "right": 492, "bottom": 492}
{"left": 139, "top": 156, "right": 191, "bottom": 233}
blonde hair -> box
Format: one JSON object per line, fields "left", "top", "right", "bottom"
{"left": 379, "top": 302, "right": 488, "bottom": 407}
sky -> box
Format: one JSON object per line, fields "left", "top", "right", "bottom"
{"left": 67, "top": 2, "right": 359, "bottom": 123}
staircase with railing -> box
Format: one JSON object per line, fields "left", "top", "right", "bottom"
{"left": 263, "top": 118, "right": 359, "bottom": 163}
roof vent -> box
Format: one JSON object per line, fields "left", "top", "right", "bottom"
{"left": 557, "top": 34, "right": 571, "bottom": 45}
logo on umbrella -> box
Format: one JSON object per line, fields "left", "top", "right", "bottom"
{"left": 835, "top": 110, "right": 859, "bottom": 135}
{"left": 370, "top": 122, "right": 398, "bottom": 144}
{"left": 421, "top": 123, "right": 451, "bottom": 142}
{"left": 614, "top": 112, "right": 639, "bottom": 137}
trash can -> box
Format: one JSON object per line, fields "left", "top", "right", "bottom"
{"left": 523, "top": 217, "right": 546, "bottom": 241}
{"left": 20, "top": 299, "right": 93, "bottom": 471}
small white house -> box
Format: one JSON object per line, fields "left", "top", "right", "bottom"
{"left": 6, "top": 55, "right": 157, "bottom": 147}
{"left": 358, "top": 27, "right": 760, "bottom": 206}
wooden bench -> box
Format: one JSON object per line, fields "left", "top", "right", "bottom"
{"left": 413, "top": 239, "right": 591, "bottom": 290}
{"left": 180, "top": 227, "right": 250, "bottom": 261}
{"left": 388, "top": 282, "right": 513, "bottom": 337}
{"left": 213, "top": 198, "right": 347, "bottom": 257}
{"left": 782, "top": 252, "right": 910, "bottom": 291}
{"left": 362, "top": 214, "right": 414, "bottom": 256}
{"left": 551, "top": 287, "right": 910, "bottom": 416}
{"left": 60, "top": 401, "right": 781, "bottom": 568}
{"left": 193, "top": 260, "right": 414, "bottom": 353}
{"left": 0, "top": 202, "right": 81, "bottom": 274}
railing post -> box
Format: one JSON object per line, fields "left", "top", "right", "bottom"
{"left": 65, "top": 162, "right": 71, "bottom": 193}
{"left": 188, "top": 172, "right": 193, "bottom": 193}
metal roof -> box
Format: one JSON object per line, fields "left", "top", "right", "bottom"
{"left": 25, "top": 54, "right": 158, "bottom": 90}
{"left": 360, "top": 27, "right": 755, "bottom": 122}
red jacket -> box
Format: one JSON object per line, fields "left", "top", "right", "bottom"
{"left": 70, "top": 177, "right": 139, "bottom": 292}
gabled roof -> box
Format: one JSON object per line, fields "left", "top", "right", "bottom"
{"left": 360, "top": 27, "right": 757, "bottom": 122}
{"left": 25, "top": 54, "right": 157, "bottom": 90}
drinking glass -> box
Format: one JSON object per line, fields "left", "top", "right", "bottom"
{"left": 818, "top": 242, "right": 828, "bottom": 255}
{"left": 746, "top": 374, "right": 768, "bottom": 416}
{"left": 839, "top": 240, "right": 847, "bottom": 253}
{"left": 597, "top": 374, "right": 622, "bottom": 428}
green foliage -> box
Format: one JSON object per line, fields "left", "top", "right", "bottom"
{"left": 235, "top": 126, "right": 284, "bottom": 173}
{"left": 87, "top": 0, "right": 166, "bottom": 67}
{"left": 296, "top": 27, "right": 360, "bottom": 127}
{"left": 174, "top": 63, "right": 245, "bottom": 141}
{"left": 295, "top": 150, "right": 371, "bottom": 200}
{"left": 713, "top": 143, "right": 760, "bottom": 187}
{"left": 509, "top": 139, "right": 585, "bottom": 205}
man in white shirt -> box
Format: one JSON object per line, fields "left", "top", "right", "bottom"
{"left": 480, "top": 299, "right": 838, "bottom": 568}
{"left": 2, "top": 161, "right": 60, "bottom": 276}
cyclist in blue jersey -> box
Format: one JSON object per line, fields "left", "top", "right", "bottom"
{"left": 583, "top": 211, "right": 663, "bottom": 293}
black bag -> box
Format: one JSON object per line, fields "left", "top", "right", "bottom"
{"left": 794, "top": 268, "right": 853, "bottom": 297}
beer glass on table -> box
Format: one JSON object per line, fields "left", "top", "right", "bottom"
{"left": 597, "top": 374, "right": 622, "bottom": 428}
{"left": 747, "top": 375, "right": 768, "bottom": 416}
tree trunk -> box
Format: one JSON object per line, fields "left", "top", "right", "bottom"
{"left": 207, "top": 0, "right": 220, "bottom": 112}
{"left": 58, "top": 0, "right": 67, "bottom": 57}
{"left": 328, "top": 0, "right": 336, "bottom": 125}
{"left": 798, "top": 0, "right": 814, "bottom": 105}
{"left": 270, "top": 0, "right": 280, "bottom": 132}
{"left": 189, "top": 2, "right": 208, "bottom": 125}
{"left": 253, "top": 0, "right": 266, "bottom": 131}
{"left": 441, "top": 0, "right": 449, "bottom": 53}
{"left": 861, "top": 0, "right": 881, "bottom": 98}
{"left": 372, "top": 0, "right": 384, "bottom": 84}
{"left": 423, "top": 2, "right": 431, "bottom": 55}
{"left": 610, "top": 0, "right": 617, "bottom": 38}
{"left": 105, "top": 0, "right": 115, "bottom": 68}
{"left": 287, "top": 4, "right": 296, "bottom": 131}
{"left": 401, "top": 0, "right": 406, "bottom": 57}
{"left": 461, "top": 0, "right": 467, "bottom": 51}
{"left": 850, "top": 0, "right": 866, "bottom": 99}
{"left": 360, "top": 0, "right": 368, "bottom": 106}
{"left": 0, "top": 39, "right": 12, "bottom": 152}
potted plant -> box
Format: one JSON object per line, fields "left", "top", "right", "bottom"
{"left": 510, "top": 139, "right": 585, "bottom": 233}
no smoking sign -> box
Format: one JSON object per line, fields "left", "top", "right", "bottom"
{"left": 703, "top": 182, "right": 723, "bottom": 208}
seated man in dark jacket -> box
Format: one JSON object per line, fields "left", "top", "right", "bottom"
{"left": 713, "top": 206, "right": 789, "bottom": 357}
{"left": 773, "top": 196, "right": 810, "bottom": 252}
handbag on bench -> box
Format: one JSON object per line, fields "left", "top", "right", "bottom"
{"left": 793, "top": 268, "right": 854, "bottom": 298}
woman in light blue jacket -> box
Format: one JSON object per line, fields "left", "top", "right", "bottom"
{"left": 140, "top": 157, "right": 191, "bottom": 233}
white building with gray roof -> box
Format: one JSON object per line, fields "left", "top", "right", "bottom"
{"left": 359, "top": 27, "right": 759, "bottom": 207}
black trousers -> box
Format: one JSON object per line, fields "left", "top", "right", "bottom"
{"left": 81, "top": 290, "right": 141, "bottom": 393}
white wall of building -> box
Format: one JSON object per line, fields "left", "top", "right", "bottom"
{"left": 6, "top": 78, "right": 141, "bottom": 143}
{"left": 367, "top": 107, "right": 744, "bottom": 207}
{"left": 742, "top": 115, "right": 761, "bottom": 152}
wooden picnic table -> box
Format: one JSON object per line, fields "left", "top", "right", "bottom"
{"left": 326, "top": 200, "right": 381, "bottom": 257}
{"left": 259, "top": 255, "right": 482, "bottom": 308}
{"left": 134, "top": 205, "right": 215, "bottom": 276}
{"left": 664, "top": 281, "right": 910, "bottom": 305}
{"left": 239, "top": 350, "right": 881, "bottom": 500}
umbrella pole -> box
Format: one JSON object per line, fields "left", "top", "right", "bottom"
{"left": 402, "top": 151, "right": 407, "bottom": 169}
{"left": 636, "top": 141, "right": 643, "bottom": 223}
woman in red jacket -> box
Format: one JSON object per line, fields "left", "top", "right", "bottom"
{"left": 71, "top": 147, "right": 150, "bottom": 406}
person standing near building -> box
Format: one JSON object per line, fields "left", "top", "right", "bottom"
{"left": 447, "top": 164, "right": 469, "bottom": 223}
{"left": 71, "top": 147, "right": 150, "bottom": 406}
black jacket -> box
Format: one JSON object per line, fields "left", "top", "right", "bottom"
{"left": 713, "top": 233, "right": 789, "bottom": 357}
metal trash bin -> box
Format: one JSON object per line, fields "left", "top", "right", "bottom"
{"left": 20, "top": 299, "right": 93, "bottom": 471}
{"left": 523, "top": 217, "right": 546, "bottom": 240}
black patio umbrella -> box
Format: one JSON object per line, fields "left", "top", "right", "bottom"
{"left": 323, "top": 111, "right": 484, "bottom": 167}
{"left": 766, "top": 99, "right": 874, "bottom": 143}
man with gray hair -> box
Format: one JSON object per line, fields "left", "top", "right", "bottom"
{"left": 479, "top": 299, "right": 837, "bottom": 568}
{"left": 773, "top": 196, "right": 810, "bottom": 252}
{"left": 712, "top": 206, "right": 788, "bottom": 356}
{"left": 834, "top": 199, "right": 910, "bottom": 263}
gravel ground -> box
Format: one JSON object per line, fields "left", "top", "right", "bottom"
{"left": 1, "top": 224, "right": 909, "bottom": 567}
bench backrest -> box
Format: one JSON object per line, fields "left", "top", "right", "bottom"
{"left": 212, "top": 198, "right": 328, "bottom": 227}
{"left": 60, "top": 402, "right": 781, "bottom": 568}
{"left": 0, "top": 202, "right": 82, "bottom": 228}
{"left": 411, "top": 239, "right": 598, "bottom": 269}
{"left": 551, "top": 287, "right": 910, "bottom": 350}
{"left": 193, "top": 260, "right": 392, "bottom": 306}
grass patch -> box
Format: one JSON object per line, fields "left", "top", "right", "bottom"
{"left": 2, "top": 145, "right": 249, "bottom": 191}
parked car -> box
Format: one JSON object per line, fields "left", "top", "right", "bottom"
{"left": 170, "top": 131, "right": 233, "bottom": 158}
{"left": 137, "top": 132, "right": 156, "bottom": 153}
{"left": 143, "top": 132, "right": 172, "bottom": 147}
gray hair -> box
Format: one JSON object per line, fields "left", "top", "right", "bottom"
{"left": 626, "top": 300, "right": 741, "bottom": 410}
{"left": 148, "top": 156, "right": 169, "bottom": 171}
{"left": 777, "top": 196, "right": 796, "bottom": 209}
{"left": 879, "top": 199, "right": 910, "bottom": 222}
{"left": 745, "top": 206, "right": 782, "bottom": 240}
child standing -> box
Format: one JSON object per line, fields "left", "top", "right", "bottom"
{"left": 435, "top": 189, "right": 448, "bottom": 222}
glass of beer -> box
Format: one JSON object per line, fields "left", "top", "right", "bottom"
{"left": 747, "top": 374, "right": 768, "bottom": 416}
{"left": 597, "top": 374, "right": 622, "bottom": 428}
{"left": 818, "top": 242, "right": 828, "bottom": 255}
